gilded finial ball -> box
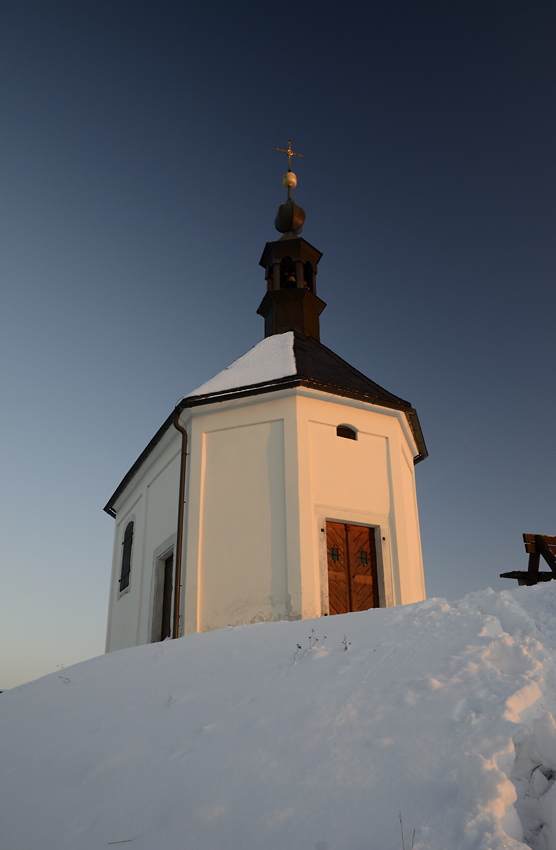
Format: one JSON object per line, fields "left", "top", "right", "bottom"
{"left": 282, "top": 171, "right": 297, "bottom": 190}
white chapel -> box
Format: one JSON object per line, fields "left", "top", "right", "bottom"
{"left": 104, "top": 147, "right": 428, "bottom": 653}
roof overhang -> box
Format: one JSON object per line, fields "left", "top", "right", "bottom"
{"left": 103, "top": 377, "right": 427, "bottom": 518}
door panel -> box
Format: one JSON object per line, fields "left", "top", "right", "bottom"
{"left": 348, "top": 525, "right": 379, "bottom": 612}
{"left": 326, "top": 521, "right": 350, "bottom": 615}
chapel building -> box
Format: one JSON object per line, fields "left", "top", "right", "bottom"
{"left": 104, "top": 148, "right": 427, "bottom": 652}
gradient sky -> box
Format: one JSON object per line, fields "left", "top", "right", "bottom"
{"left": 1, "top": 0, "right": 554, "bottom": 689}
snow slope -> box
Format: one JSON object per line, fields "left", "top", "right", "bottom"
{"left": 3, "top": 584, "right": 556, "bottom": 850}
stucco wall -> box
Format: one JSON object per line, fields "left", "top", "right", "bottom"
{"left": 308, "top": 421, "right": 389, "bottom": 515}
{"left": 198, "top": 420, "right": 288, "bottom": 630}
{"left": 295, "top": 391, "right": 425, "bottom": 614}
{"left": 181, "top": 395, "right": 296, "bottom": 633}
{"left": 105, "top": 430, "right": 181, "bottom": 652}
{"left": 107, "top": 384, "right": 425, "bottom": 652}
{"left": 180, "top": 387, "right": 425, "bottom": 636}
{"left": 395, "top": 444, "right": 426, "bottom": 603}
{"left": 105, "top": 493, "right": 145, "bottom": 652}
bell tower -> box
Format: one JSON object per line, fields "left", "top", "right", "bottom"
{"left": 257, "top": 141, "right": 326, "bottom": 340}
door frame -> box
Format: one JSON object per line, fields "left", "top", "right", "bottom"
{"left": 317, "top": 514, "right": 394, "bottom": 614}
{"left": 149, "top": 536, "right": 176, "bottom": 643}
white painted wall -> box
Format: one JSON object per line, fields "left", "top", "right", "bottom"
{"left": 295, "top": 391, "right": 425, "bottom": 610}
{"left": 178, "top": 386, "right": 425, "bottom": 636}
{"left": 180, "top": 394, "right": 297, "bottom": 634}
{"left": 199, "top": 420, "right": 287, "bottom": 629}
{"left": 105, "top": 428, "right": 181, "bottom": 653}
{"left": 106, "top": 384, "right": 425, "bottom": 652}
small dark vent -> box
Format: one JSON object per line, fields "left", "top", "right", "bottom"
{"left": 337, "top": 425, "right": 357, "bottom": 441}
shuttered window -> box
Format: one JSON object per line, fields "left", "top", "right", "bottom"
{"left": 119, "top": 521, "right": 134, "bottom": 591}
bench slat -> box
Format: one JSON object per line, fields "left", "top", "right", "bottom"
{"left": 525, "top": 542, "right": 556, "bottom": 554}
{"left": 523, "top": 534, "right": 556, "bottom": 546}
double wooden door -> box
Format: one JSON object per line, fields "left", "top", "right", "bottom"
{"left": 326, "top": 522, "right": 379, "bottom": 615}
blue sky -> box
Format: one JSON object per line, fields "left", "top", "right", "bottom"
{"left": 1, "top": 0, "right": 555, "bottom": 689}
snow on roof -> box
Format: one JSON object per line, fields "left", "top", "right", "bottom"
{"left": 186, "top": 331, "right": 296, "bottom": 398}
{"left": 104, "top": 330, "right": 427, "bottom": 515}
{"left": 2, "top": 583, "right": 555, "bottom": 849}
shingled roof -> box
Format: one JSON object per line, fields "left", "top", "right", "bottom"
{"left": 184, "top": 331, "right": 408, "bottom": 404}
{"left": 105, "top": 331, "right": 427, "bottom": 516}
{"left": 291, "top": 331, "right": 413, "bottom": 407}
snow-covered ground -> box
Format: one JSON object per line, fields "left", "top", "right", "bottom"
{"left": 3, "top": 584, "right": 556, "bottom": 850}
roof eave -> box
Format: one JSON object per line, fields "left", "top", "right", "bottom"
{"left": 103, "top": 410, "right": 176, "bottom": 517}
{"left": 104, "top": 377, "right": 428, "bottom": 517}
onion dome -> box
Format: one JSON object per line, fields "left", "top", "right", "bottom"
{"left": 274, "top": 195, "right": 305, "bottom": 236}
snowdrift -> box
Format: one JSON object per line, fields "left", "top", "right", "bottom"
{"left": 3, "top": 584, "right": 556, "bottom": 850}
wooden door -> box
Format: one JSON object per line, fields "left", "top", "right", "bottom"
{"left": 326, "top": 522, "right": 379, "bottom": 615}
{"left": 348, "top": 524, "right": 379, "bottom": 612}
{"left": 160, "top": 555, "right": 173, "bottom": 641}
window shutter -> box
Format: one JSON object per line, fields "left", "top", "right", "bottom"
{"left": 119, "top": 521, "right": 134, "bottom": 590}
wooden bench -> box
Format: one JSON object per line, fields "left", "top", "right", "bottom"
{"left": 500, "top": 534, "right": 556, "bottom": 585}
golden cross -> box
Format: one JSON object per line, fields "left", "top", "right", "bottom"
{"left": 275, "top": 140, "right": 303, "bottom": 170}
